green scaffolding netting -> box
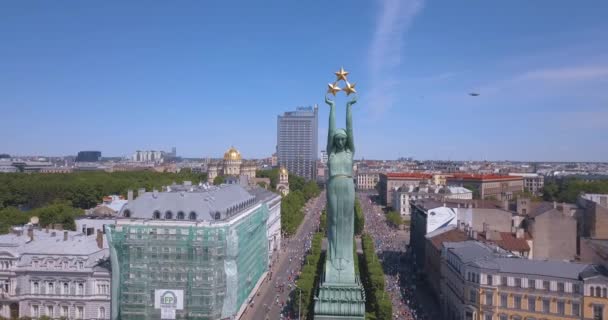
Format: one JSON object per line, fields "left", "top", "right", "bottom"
{"left": 106, "top": 204, "right": 269, "bottom": 320}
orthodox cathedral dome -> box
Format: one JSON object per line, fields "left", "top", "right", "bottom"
{"left": 223, "top": 146, "right": 242, "bottom": 161}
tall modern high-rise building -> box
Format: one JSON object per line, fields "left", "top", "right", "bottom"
{"left": 277, "top": 105, "right": 318, "bottom": 180}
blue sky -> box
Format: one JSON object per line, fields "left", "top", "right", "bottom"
{"left": 1, "top": 1, "right": 607, "bottom": 161}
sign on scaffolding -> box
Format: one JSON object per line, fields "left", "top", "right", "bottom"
{"left": 155, "top": 289, "right": 184, "bottom": 320}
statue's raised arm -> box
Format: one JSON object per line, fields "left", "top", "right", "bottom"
{"left": 346, "top": 95, "right": 356, "bottom": 153}
{"left": 326, "top": 95, "right": 336, "bottom": 155}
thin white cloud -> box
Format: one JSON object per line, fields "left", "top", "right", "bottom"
{"left": 367, "top": 0, "right": 424, "bottom": 116}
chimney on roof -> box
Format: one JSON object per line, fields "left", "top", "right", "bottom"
{"left": 63, "top": 231, "right": 68, "bottom": 241}
{"left": 127, "top": 189, "right": 133, "bottom": 201}
{"left": 27, "top": 228, "right": 34, "bottom": 241}
{"left": 138, "top": 188, "right": 145, "bottom": 198}
{"left": 96, "top": 229, "right": 104, "bottom": 249}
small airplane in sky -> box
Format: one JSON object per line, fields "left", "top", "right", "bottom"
{"left": 469, "top": 92, "right": 480, "bottom": 96}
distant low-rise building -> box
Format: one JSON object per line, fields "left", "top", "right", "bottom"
{"left": 355, "top": 171, "right": 380, "bottom": 190}
{"left": 508, "top": 172, "right": 544, "bottom": 195}
{"left": 393, "top": 186, "right": 472, "bottom": 217}
{"left": 447, "top": 174, "right": 524, "bottom": 200}
{"left": 379, "top": 172, "right": 433, "bottom": 207}
{"left": 0, "top": 227, "right": 110, "bottom": 319}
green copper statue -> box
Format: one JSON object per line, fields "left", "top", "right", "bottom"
{"left": 314, "top": 68, "right": 365, "bottom": 319}
{"left": 324, "top": 94, "right": 357, "bottom": 284}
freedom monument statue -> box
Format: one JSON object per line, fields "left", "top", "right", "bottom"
{"left": 314, "top": 68, "right": 366, "bottom": 320}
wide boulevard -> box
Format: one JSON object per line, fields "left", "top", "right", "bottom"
{"left": 242, "top": 191, "right": 325, "bottom": 320}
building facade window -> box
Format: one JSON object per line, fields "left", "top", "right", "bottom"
{"left": 501, "top": 294, "right": 508, "bottom": 307}
{"left": 99, "top": 307, "right": 106, "bottom": 318}
{"left": 543, "top": 299, "right": 550, "bottom": 313}
{"left": 573, "top": 283, "right": 580, "bottom": 294}
{"left": 501, "top": 276, "right": 507, "bottom": 286}
{"left": 528, "top": 279, "right": 535, "bottom": 289}
{"left": 515, "top": 278, "right": 522, "bottom": 288}
{"left": 487, "top": 275, "right": 493, "bottom": 285}
{"left": 61, "top": 306, "right": 69, "bottom": 317}
{"left": 572, "top": 302, "right": 580, "bottom": 316}
{"left": 32, "top": 281, "right": 39, "bottom": 294}
{"left": 557, "top": 282, "right": 564, "bottom": 292}
{"left": 528, "top": 296, "right": 535, "bottom": 311}
{"left": 557, "top": 301, "right": 564, "bottom": 315}
{"left": 486, "top": 292, "right": 493, "bottom": 306}
{"left": 593, "top": 305, "right": 603, "bottom": 320}
{"left": 31, "top": 305, "right": 39, "bottom": 317}
{"left": 470, "top": 289, "right": 477, "bottom": 303}
{"left": 46, "top": 305, "right": 54, "bottom": 317}
{"left": 76, "top": 306, "right": 84, "bottom": 319}
{"left": 514, "top": 295, "right": 522, "bottom": 309}
{"left": 77, "top": 283, "right": 84, "bottom": 295}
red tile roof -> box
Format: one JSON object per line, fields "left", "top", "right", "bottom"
{"left": 386, "top": 172, "right": 433, "bottom": 179}
{"left": 428, "top": 228, "right": 470, "bottom": 250}
{"left": 494, "top": 232, "right": 531, "bottom": 252}
{"left": 448, "top": 174, "right": 523, "bottom": 181}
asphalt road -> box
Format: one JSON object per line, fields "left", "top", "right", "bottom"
{"left": 241, "top": 191, "right": 326, "bottom": 320}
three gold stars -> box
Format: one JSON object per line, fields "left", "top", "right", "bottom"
{"left": 327, "top": 67, "right": 357, "bottom": 96}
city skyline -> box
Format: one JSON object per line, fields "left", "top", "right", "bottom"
{"left": 1, "top": 1, "right": 608, "bottom": 161}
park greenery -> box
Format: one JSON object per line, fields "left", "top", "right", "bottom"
{"left": 0, "top": 171, "right": 207, "bottom": 234}
{"left": 542, "top": 177, "right": 608, "bottom": 203}
{"left": 385, "top": 211, "right": 404, "bottom": 228}
{"left": 361, "top": 233, "right": 393, "bottom": 320}
{"left": 295, "top": 232, "right": 324, "bottom": 320}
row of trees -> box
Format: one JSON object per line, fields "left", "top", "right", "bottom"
{"left": 543, "top": 177, "right": 608, "bottom": 203}
{"left": 295, "top": 232, "right": 324, "bottom": 320}
{"left": 360, "top": 233, "right": 393, "bottom": 320}
{"left": 0, "top": 171, "right": 207, "bottom": 234}
{"left": 0, "top": 170, "right": 206, "bottom": 210}
{"left": 277, "top": 170, "right": 321, "bottom": 235}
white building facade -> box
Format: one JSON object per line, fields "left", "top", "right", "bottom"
{"left": 0, "top": 228, "right": 110, "bottom": 320}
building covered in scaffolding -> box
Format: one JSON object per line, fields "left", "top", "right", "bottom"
{"left": 106, "top": 183, "right": 281, "bottom": 320}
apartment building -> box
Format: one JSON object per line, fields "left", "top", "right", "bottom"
{"left": 441, "top": 240, "right": 608, "bottom": 320}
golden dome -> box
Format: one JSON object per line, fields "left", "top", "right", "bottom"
{"left": 279, "top": 167, "right": 288, "bottom": 175}
{"left": 224, "top": 146, "right": 242, "bottom": 161}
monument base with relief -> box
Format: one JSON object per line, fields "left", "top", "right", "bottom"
{"left": 313, "top": 68, "right": 365, "bottom": 320}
